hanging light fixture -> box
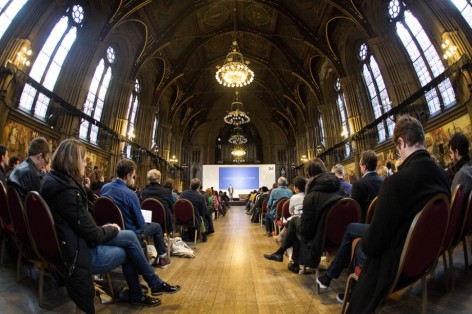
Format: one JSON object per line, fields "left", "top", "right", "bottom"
{"left": 224, "top": 91, "right": 250, "bottom": 125}
{"left": 231, "top": 145, "right": 246, "bottom": 157}
{"left": 215, "top": 40, "right": 254, "bottom": 87}
{"left": 228, "top": 125, "right": 247, "bottom": 144}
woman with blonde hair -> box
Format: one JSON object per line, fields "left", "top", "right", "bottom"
{"left": 41, "top": 139, "right": 179, "bottom": 312}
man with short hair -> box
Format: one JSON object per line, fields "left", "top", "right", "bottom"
{"left": 449, "top": 132, "right": 472, "bottom": 197}
{"left": 6, "top": 155, "right": 20, "bottom": 178}
{"left": 180, "top": 178, "right": 214, "bottom": 242}
{"left": 101, "top": 159, "right": 170, "bottom": 268}
{"left": 8, "top": 137, "right": 50, "bottom": 201}
{"left": 331, "top": 164, "right": 352, "bottom": 196}
{"left": 264, "top": 177, "right": 293, "bottom": 236}
{"left": 351, "top": 150, "right": 383, "bottom": 221}
{"left": 344, "top": 115, "right": 450, "bottom": 313}
{"left": 0, "top": 144, "right": 9, "bottom": 187}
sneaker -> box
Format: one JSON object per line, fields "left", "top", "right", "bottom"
{"left": 157, "top": 256, "right": 171, "bottom": 269}
{"left": 316, "top": 273, "right": 332, "bottom": 289}
{"left": 129, "top": 295, "right": 161, "bottom": 307}
{"left": 336, "top": 293, "right": 350, "bottom": 304}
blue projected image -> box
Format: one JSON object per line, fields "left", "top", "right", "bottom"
{"left": 219, "top": 167, "right": 259, "bottom": 190}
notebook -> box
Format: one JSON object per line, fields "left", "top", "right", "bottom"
{"left": 141, "top": 209, "right": 152, "bottom": 223}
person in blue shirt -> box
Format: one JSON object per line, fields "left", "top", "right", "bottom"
{"left": 264, "top": 177, "right": 293, "bottom": 236}
{"left": 101, "top": 159, "right": 170, "bottom": 268}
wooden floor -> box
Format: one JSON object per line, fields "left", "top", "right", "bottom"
{"left": 2, "top": 206, "right": 472, "bottom": 313}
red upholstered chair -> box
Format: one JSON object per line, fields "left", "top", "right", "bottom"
{"left": 93, "top": 196, "right": 125, "bottom": 230}
{"left": 440, "top": 184, "right": 465, "bottom": 290}
{"left": 341, "top": 193, "right": 450, "bottom": 314}
{"left": 174, "top": 199, "right": 198, "bottom": 249}
{"left": 0, "top": 181, "right": 14, "bottom": 265}
{"left": 141, "top": 198, "right": 172, "bottom": 256}
{"left": 260, "top": 198, "right": 268, "bottom": 227}
{"left": 273, "top": 198, "right": 289, "bottom": 235}
{"left": 24, "top": 192, "right": 64, "bottom": 307}
{"left": 276, "top": 199, "right": 291, "bottom": 232}
{"left": 365, "top": 196, "right": 378, "bottom": 224}
{"left": 7, "top": 185, "right": 37, "bottom": 282}
{"left": 313, "top": 197, "right": 361, "bottom": 294}
{"left": 461, "top": 191, "right": 472, "bottom": 270}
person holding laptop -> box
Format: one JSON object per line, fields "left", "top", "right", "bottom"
{"left": 101, "top": 159, "right": 170, "bottom": 268}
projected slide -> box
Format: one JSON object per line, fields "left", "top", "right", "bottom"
{"left": 219, "top": 167, "right": 259, "bottom": 190}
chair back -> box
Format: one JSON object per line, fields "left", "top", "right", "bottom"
{"left": 275, "top": 198, "right": 288, "bottom": 220}
{"left": 262, "top": 199, "right": 268, "bottom": 214}
{"left": 7, "top": 185, "right": 30, "bottom": 245}
{"left": 390, "top": 193, "right": 450, "bottom": 293}
{"left": 281, "top": 199, "right": 291, "bottom": 220}
{"left": 365, "top": 196, "right": 378, "bottom": 224}
{"left": 24, "top": 192, "right": 62, "bottom": 266}
{"left": 94, "top": 196, "right": 125, "bottom": 230}
{"left": 174, "top": 199, "right": 196, "bottom": 227}
{"left": 141, "top": 198, "right": 168, "bottom": 232}
{"left": 0, "top": 181, "right": 11, "bottom": 227}
{"left": 323, "top": 198, "right": 361, "bottom": 251}
{"left": 442, "top": 185, "right": 465, "bottom": 250}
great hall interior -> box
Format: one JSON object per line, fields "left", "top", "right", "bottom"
{"left": 1, "top": 0, "right": 472, "bottom": 313}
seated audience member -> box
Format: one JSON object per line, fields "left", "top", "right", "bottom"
{"left": 180, "top": 178, "right": 214, "bottom": 241}
{"left": 9, "top": 137, "right": 51, "bottom": 201}
{"left": 331, "top": 164, "right": 352, "bottom": 196}
{"left": 162, "top": 179, "right": 177, "bottom": 201}
{"left": 90, "top": 175, "right": 105, "bottom": 193}
{"left": 351, "top": 150, "right": 383, "bottom": 221}
{"left": 324, "top": 115, "right": 450, "bottom": 312}
{"left": 101, "top": 159, "right": 170, "bottom": 268}
{"left": 0, "top": 144, "right": 9, "bottom": 186}
{"left": 6, "top": 155, "right": 20, "bottom": 178}
{"left": 377, "top": 165, "right": 389, "bottom": 180}
{"left": 263, "top": 158, "right": 344, "bottom": 273}
{"left": 141, "top": 169, "right": 175, "bottom": 231}
{"left": 41, "top": 139, "right": 180, "bottom": 312}
{"left": 250, "top": 186, "right": 269, "bottom": 223}
{"left": 264, "top": 177, "right": 293, "bottom": 236}
{"left": 288, "top": 176, "right": 306, "bottom": 218}
{"left": 449, "top": 132, "right": 472, "bottom": 196}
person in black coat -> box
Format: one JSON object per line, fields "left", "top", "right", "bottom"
{"left": 141, "top": 169, "right": 175, "bottom": 231}
{"left": 350, "top": 150, "right": 383, "bottom": 221}
{"left": 346, "top": 115, "right": 450, "bottom": 313}
{"left": 41, "top": 139, "right": 179, "bottom": 313}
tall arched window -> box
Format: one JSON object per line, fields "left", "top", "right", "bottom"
{"left": 335, "top": 78, "right": 351, "bottom": 157}
{"left": 358, "top": 43, "right": 394, "bottom": 143}
{"left": 388, "top": 0, "right": 455, "bottom": 114}
{"left": 19, "top": 4, "right": 84, "bottom": 118}
{"left": 125, "top": 79, "right": 140, "bottom": 158}
{"left": 0, "top": 0, "right": 28, "bottom": 40}
{"left": 451, "top": 0, "right": 472, "bottom": 28}
{"left": 319, "top": 113, "right": 325, "bottom": 145}
{"left": 152, "top": 115, "right": 158, "bottom": 146}
{"left": 79, "top": 46, "right": 115, "bottom": 144}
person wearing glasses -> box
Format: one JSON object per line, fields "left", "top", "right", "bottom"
{"left": 101, "top": 159, "right": 171, "bottom": 268}
{"left": 8, "top": 136, "right": 51, "bottom": 201}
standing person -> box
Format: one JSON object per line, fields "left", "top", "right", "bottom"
{"left": 448, "top": 132, "right": 472, "bottom": 195}
{"left": 345, "top": 115, "right": 450, "bottom": 313}
{"left": 350, "top": 150, "right": 383, "bottom": 222}
{"left": 227, "top": 184, "right": 234, "bottom": 201}
{"left": 0, "top": 144, "right": 9, "bottom": 186}
{"left": 101, "top": 159, "right": 170, "bottom": 268}
{"left": 41, "top": 139, "right": 180, "bottom": 313}
{"left": 8, "top": 137, "right": 51, "bottom": 201}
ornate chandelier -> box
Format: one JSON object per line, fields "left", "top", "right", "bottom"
{"left": 228, "top": 125, "right": 247, "bottom": 145}
{"left": 231, "top": 145, "right": 246, "bottom": 157}
{"left": 215, "top": 40, "right": 254, "bottom": 88}
{"left": 224, "top": 91, "right": 250, "bottom": 125}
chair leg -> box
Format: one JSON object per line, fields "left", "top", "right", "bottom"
{"left": 315, "top": 267, "right": 320, "bottom": 294}
{"left": 463, "top": 237, "right": 469, "bottom": 271}
{"left": 105, "top": 272, "right": 115, "bottom": 302}
{"left": 442, "top": 253, "right": 449, "bottom": 291}
{"left": 421, "top": 275, "right": 427, "bottom": 314}
{"left": 38, "top": 261, "right": 45, "bottom": 308}
{"left": 167, "top": 232, "right": 172, "bottom": 258}
{"left": 193, "top": 229, "right": 197, "bottom": 250}
{"left": 16, "top": 245, "right": 23, "bottom": 283}
{"left": 0, "top": 235, "right": 6, "bottom": 266}
{"left": 448, "top": 249, "right": 455, "bottom": 291}
{"left": 341, "top": 274, "right": 357, "bottom": 314}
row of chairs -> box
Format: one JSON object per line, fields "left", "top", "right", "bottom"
{"left": 340, "top": 185, "right": 472, "bottom": 314}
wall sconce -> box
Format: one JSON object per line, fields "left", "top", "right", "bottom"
{"left": 300, "top": 155, "right": 308, "bottom": 163}
{"left": 169, "top": 155, "right": 178, "bottom": 163}
{"left": 441, "top": 37, "right": 459, "bottom": 62}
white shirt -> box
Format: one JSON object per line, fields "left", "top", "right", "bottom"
{"left": 288, "top": 192, "right": 305, "bottom": 216}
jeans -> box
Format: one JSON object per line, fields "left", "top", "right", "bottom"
{"left": 265, "top": 211, "right": 275, "bottom": 233}
{"left": 326, "top": 223, "right": 369, "bottom": 279}
{"left": 91, "top": 230, "right": 162, "bottom": 299}
{"left": 139, "top": 222, "right": 166, "bottom": 256}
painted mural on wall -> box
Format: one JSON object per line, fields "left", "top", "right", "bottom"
{"left": 2, "top": 119, "right": 57, "bottom": 160}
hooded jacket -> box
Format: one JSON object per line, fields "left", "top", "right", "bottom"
{"left": 41, "top": 170, "right": 118, "bottom": 314}
{"left": 298, "top": 172, "right": 344, "bottom": 267}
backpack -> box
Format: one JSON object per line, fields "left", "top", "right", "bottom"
{"left": 170, "top": 237, "right": 196, "bottom": 258}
